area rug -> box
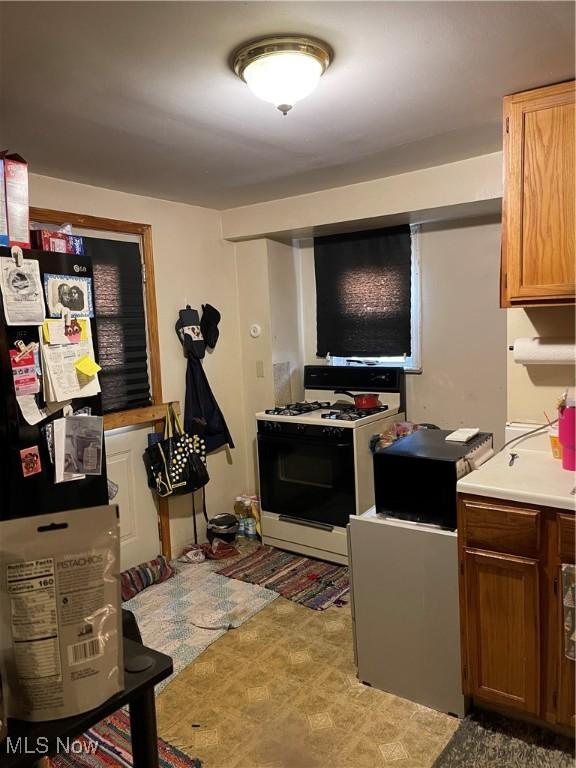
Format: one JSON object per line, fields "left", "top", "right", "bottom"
{"left": 433, "top": 710, "right": 575, "bottom": 768}
{"left": 49, "top": 710, "right": 201, "bottom": 768}
{"left": 217, "top": 545, "right": 350, "bottom": 610}
{"left": 123, "top": 558, "right": 278, "bottom": 691}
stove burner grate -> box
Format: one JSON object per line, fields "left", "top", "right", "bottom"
{"left": 321, "top": 405, "right": 389, "bottom": 421}
{"left": 264, "top": 401, "right": 389, "bottom": 420}
{"left": 265, "top": 401, "right": 331, "bottom": 417}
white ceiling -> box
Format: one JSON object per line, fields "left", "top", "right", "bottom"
{"left": 0, "top": 2, "right": 574, "bottom": 209}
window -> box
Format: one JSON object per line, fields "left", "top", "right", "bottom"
{"left": 314, "top": 224, "right": 421, "bottom": 370}
{"left": 84, "top": 237, "right": 152, "bottom": 414}
{"left": 30, "top": 208, "right": 163, "bottom": 431}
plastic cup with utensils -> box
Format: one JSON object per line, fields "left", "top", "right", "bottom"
{"left": 548, "top": 424, "right": 562, "bottom": 460}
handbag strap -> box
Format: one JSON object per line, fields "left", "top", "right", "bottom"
{"left": 202, "top": 487, "right": 208, "bottom": 522}
{"left": 171, "top": 405, "right": 185, "bottom": 436}
{"left": 165, "top": 402, "right": 184, "bottom": 437}
{"left": 164, "top": 405, "right": 173, "bottom": 439}
{"left": 191, "top": 487, "right": 209, "bottom": 544}
{"left": 191, "top": 493, "right": 198, "bottom": 545}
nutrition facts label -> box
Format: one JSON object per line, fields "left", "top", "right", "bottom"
{"left": 6, "top": 558, "right": 62, "bottom": 680}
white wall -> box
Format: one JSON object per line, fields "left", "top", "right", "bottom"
{"left": 507, "top": 306, "right": 575, "bottom": 424}
{"left": 407, "top": 220, "right": 507, "bottom": 445}
{"left": 29, "top": 173, "right": 248, "bottom": 554}
{"left": 296, "top": 218, "right": 507, "bottom": 446}
{"left": 234, "top": 237, "right": 304, "bottom": 492}
{"left": 221, "top": 152, "right": 503, "bottom": 241}
{"left": 267, "top": 240, "right": 303, "bottom": 403}
{"left": 234, "top": 240, "right": 274, "bottom": 492}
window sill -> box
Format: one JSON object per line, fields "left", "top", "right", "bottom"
{"left": 103, "top": 402, "right": 180, "bottom": 431}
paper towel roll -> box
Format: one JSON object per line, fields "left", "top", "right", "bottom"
{"left": 513, "top": 337, "right": 576, "bottom": 365}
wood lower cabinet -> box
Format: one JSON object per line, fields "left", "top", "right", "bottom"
{"left": 501, "top": 80, "right": 575, "bottom": 307}
{"left": 557, "top": 513, "right": 576, "bottom": 728}
{"left": 458, "top": 495, "right": 575, "bottom": 729}
{"left": 464, "top": 549, "right": 540, "bottom": 714}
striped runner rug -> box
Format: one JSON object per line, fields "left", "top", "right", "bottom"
{"left": 48, "top": 710, "right": 201, "bottom": 768}
{"left": 217, "top": 545, "right": 349, "bottom": 610}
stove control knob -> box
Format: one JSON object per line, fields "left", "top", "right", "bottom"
{"left": 263, "top": 421, "right": 275, "bottom": 431}
{"left": 296, "top": 423, "right": 306, "bottom": 432}
{"left": 322, "top": 426, "right": 346, "bottom": 437}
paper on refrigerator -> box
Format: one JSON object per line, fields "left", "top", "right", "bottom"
{"left": 39, "top": 321, "right": 100, "bottom": 403}
{"left": 16, "top": 395, "right": 71, "bottom": 426}
{"left": 0, "top": 256, "right": 46, "bottom": 325}
{"left": 53, "top": 418, "right": 85, "bottom": 483}
{"left": 43, "top": 317, "right": 88, "bottom": 345}
{"left": 52, "top": 415, "right": 103, "bottom": 482}
{"left": 63, "top": 415, "right": 103, "bottom": 475}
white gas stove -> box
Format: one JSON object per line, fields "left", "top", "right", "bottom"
{"left": 256, "top": 366, "right": 406, "bottom": 564}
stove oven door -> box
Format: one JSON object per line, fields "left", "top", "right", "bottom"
{"left": 257, "top": 431, "right": 355, "bottom": 528}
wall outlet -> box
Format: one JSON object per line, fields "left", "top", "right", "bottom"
{"left": 256, "top": 360, "right": 265, "bottom": 378}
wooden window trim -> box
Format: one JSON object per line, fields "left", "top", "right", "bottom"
{"left": 30, "top": 207, "right": 173, "bottom": 558}
{"left": 29, "top": 207, "right": 163, "bottom": 427}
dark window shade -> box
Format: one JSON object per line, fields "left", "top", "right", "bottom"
{"left": 314, "top": 225, "right": 412, "bottom": 358}
{"left": 84, "top": 237, "right": 152, "bottom": 414}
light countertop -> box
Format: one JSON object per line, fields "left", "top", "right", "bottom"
{"left": 457, "top": 435, "right": 575, "bottom": 511}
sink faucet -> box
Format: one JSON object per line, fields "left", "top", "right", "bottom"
{"left": 508, "top": 452, "right": 519, "bottom": 467}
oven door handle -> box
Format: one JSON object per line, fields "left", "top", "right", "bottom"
{"left": 279, "top": 515, "right": 334, "bottom": 532}
{"left": 258, "top": 434, "right": 352, "bottom": 449}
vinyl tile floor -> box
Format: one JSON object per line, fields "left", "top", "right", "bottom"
{"left": 156, "top": 597, "right": 458, "bottom": 768}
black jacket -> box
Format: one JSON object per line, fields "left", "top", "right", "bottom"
{"left": 184, "top": 355, "right": 234, "bottom": 454}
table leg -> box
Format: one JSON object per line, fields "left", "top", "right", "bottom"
{"left": 129, "top": 687, "right": 159, "bottom": 768}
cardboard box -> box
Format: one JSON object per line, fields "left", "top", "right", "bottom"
{"left": 3, "top": 153, "right": 30, "bottom": 248}
{"left": 31, "top": 230, "right": 85, "bottom": 255}
{"left": 68, "top": 235, "right": 85, "bottom": 255}
{"left": 0, "top": 159, "right": 8, "bottom": 247}
{"left": 32, "top": 230, "right": 71, "bottom": 253}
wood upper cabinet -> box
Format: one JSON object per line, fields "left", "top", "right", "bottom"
{"left": 464, "top": 548, "right": 540, "bottom": 714}
{"left": 501, "top": 81, "right": 575, "bottom": 306}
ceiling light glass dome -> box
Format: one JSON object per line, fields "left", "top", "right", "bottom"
{"left": 233, "top": 36, "right": 333, "bottom": 115}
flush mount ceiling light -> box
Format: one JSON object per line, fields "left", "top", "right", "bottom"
{"left": 232, "top": 35, "right": 333, "bottom": 115}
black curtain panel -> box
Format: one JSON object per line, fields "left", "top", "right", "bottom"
{"left": 84, "top": 237, "right": 152, "bottom": 414}
{"left": 314, "top": 225, "right": 412, "bottom": 358}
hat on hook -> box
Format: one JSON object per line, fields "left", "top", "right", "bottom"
{"left": 201, "top": 304, "right": 221, "bottom": 349}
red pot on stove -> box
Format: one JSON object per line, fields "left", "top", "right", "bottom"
{"left": 334, "top": 390, "right": 381, "bottom": 409}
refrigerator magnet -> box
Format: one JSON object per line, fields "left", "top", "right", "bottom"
{"left": 9, "top": 348, "right": 40, "bottom": 396}
{"left": 20, "top": 445, "right": 42, "bottom": 477}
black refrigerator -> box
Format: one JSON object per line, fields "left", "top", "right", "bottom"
{"left": 0, "top": 245, "right": 108, "bottom": 520}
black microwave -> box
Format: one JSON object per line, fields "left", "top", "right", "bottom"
{"left": 373, "top": 429, "right": 493, "bottom": 529}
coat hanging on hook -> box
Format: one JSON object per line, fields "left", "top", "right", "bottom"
{"left": 175, "top": 304, "right": 233, "bottom": 453}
